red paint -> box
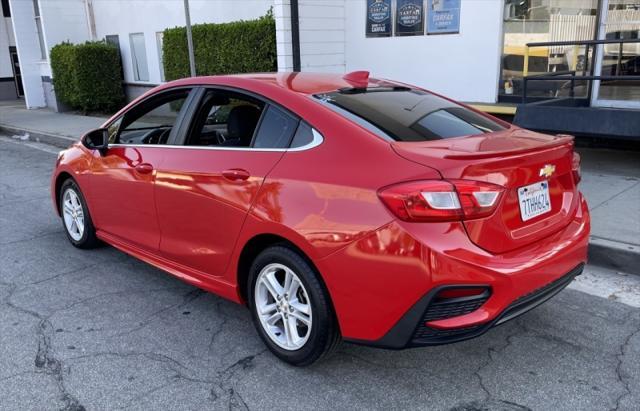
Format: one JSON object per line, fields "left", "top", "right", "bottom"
{"left": 51, "top": 72, "right": 590, "bottom": 345}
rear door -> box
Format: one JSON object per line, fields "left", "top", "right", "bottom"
{"left": 154, "top": 87, "right": 299, "bottom": 276}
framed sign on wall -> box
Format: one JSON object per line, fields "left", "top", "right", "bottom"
{"left": 427, "top": 0, "right": 461, "bottom": 35}
{"left": 366, "top": 0, "right": 392, "bottom": 37}
{"left": 395, "top": 0, "right": 424, "bottom": 36}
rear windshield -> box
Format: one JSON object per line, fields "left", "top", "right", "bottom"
{"left": 314, "top": 88, "right": 506, "bottom": 142}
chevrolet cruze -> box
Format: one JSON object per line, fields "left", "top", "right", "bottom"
{"left": 51, "top": 72, "right": 590, "bottom": 365}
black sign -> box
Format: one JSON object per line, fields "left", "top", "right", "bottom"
{"left": 395, "top": 0, "right": 424, "bottom": 36}
{"left": 366, "top": 0, "right": 392, "bottom": 37}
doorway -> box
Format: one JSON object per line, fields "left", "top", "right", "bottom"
{"left": 9, "top": 47, "right": 23, "bottom": 97}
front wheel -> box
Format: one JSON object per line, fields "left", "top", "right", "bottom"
{"left": 248, "top": 246, "right": 340, "bottom": 366}
{"left": 59, "top": 179, "right": 100, "bottom": 249}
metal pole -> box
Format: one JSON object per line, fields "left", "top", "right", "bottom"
{"left": 184, "top": 0, "right": 196, "bottom": 77}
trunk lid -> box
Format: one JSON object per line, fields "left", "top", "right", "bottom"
{"left": 392, "top": 128, "right": 579, "bottom": 254}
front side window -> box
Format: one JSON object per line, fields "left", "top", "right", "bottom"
{"left": 314, "top": 88, "right": 505, "bottom": 142}
{"left": 114, "top": 89, "right": 190, "bottom": 145}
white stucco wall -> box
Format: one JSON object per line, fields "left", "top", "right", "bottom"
{"left": 9, "top": 0, "right": 46, "bottom": 107}
{"left": 91, "top": 0, "right": 274, "bottom": 85}
{"left": 38, "top": 0, "right": 91, "bottom": 77}
{"left": 1, "top": 17, "right": 14, "bottom": 78}
{"left": 298, "top": 0, "right": 345, "bottom": 73}
{"left": 344, "top": 0, "right": 504, "bottom": 103}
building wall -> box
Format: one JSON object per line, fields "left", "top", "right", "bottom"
{"left": 38, "top": 0, "right": 90, "bottom": 78}
{"left": 1, "top": 3, "right": 17, "bottom": 100}
{"left": 298, "top": 0, "right": 345, "bottom": 73}
{"left": 91, "top": 0, "right": 274, "bottom": 87}
{"left": 343, "top": 0, "right": 504, "bottom": 103}
{"left": 9, "top": 0, "right": 46, "bottom": 107}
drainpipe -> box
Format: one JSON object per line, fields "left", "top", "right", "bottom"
{"left": 290, "top": 0, "right": 300, "bottom": 72}
{"left": 84, "top": 0, "right": 96, "bottom": 40}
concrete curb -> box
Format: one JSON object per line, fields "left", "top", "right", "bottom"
{"left": 589, "top": 237, "right": 640, "bottom": 275}
{"left": 0, "top": 124, "right": 77, "bottom": 149}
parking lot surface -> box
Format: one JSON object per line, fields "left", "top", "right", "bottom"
{"left": 1, "top": 136, "right": 639, "bottom": 411}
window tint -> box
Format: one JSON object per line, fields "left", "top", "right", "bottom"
{"left": 116, "top": 89, "right": 190, "bottom": 145}
{"left": 290, "top": 121, "right": 315, "bottom": 148}
{"left": 314, "top": 88, "right": 505, "bottom": 141}
{"left": 186, "top": 89, "right": 264, "bottom": 147}
{"left": 252, "top": 106, "right": 298, "bottom": 149}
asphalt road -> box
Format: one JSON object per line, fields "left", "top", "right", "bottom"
{"left": 1, "top": 136, "right": 639, "bottom": 411}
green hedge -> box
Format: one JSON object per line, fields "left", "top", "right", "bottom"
{"left": 163, "top": 11, "right": 276, "bottom": 81}
{"left": 50, "top": 41, "right": 124, "bottom": 113}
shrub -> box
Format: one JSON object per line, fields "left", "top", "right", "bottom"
{"left": 163, "top": 11, "right": 276, "bottom": 81}
{"left": 50, "top": 41, "right": 124, "bottom": 113}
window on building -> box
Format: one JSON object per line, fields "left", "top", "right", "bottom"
{"left": 500, "top": 0, "right": 598, "bottom": 100}
{"left": 129, "top": 33, "right": 149, "bottom": 82}
{"left": 33, "top": 0, "right": 46, "bottom": 60}
{"left": 2, "top": 0, "right": 11, "bottom": 17}
{"left": 156, "top": 32, "right": 165, "bottom": 82}
{"left": 105, "top": 35, "right": 124, "bottom": 80}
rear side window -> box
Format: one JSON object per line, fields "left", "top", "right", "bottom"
{"left": 290, "top": 121, "right": 314, "bottom": 148}
{"left": 252, "top": 105, "right": 299, "bottom": 149}
{"left": 314, "top": 88, "right": 506, "bottom": 142}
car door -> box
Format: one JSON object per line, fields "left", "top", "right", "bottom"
{"left": 154, "top": 87, "right": 299, "bottom": 276}
{"left": 88, "top": 87, "right": 196, "bottom": 251}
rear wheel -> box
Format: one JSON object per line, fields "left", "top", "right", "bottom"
{"left": 248, "top": 246, "right": 340, "bottom": 366}
{"left": 59, "top": 179, "right": 99, "bottom": 249}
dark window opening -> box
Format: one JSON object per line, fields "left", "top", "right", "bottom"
{"left": 187, "top": 89, "right": 265, "bottom": 147}
{"left": 252, "top": 105, "right": 299, "bottom": 149}
{"left": 2, "top": 0, "right": 10, "bottom": 17}
{"left": 314, "top": 88, "right": 505, "bottom": 142}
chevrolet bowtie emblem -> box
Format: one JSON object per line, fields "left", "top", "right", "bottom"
{"left": 539, "top": 164, "right": 556, "bottom": 178}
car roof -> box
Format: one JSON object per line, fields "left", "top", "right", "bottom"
{"left": 160, "top": 71, "right": 402, "bottom": 96}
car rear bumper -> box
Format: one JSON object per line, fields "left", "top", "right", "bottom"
{"left": 318, "top": 193, "right": 590, "bottom": 346}
{"left": 346, "top": 263, "right": 583, "bottom": 349}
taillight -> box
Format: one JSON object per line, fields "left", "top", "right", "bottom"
{"left": 378, "top": 180, "right": 504, "bottom": 222}
{"left": 572, "top": 151, "right": 581, "bottom": 184}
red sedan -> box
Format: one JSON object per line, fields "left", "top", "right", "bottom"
{"left": 51, "top": 72, "right": 589, "bottom": 365}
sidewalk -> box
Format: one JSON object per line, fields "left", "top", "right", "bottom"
{"left": 1, "top": 101, "right": 638, "bottom": 274}
{"left": 0, "top": 100, "right": 106, "bottom": 147}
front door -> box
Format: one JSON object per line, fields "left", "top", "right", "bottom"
{"left": 154, "top": 87, "right": 300, "bottom": 276}
{"left": 88, "top": 87, "right": 194, "bottom": 251}
{"left": 592, "top": 0, "right": 640, "bottom": 108}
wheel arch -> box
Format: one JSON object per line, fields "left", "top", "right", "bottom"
{"left": 54, "top": 171, "right": 75, "bottom": 216}
{"left": 236, "top": 233, "right": 336, "bottom": 320}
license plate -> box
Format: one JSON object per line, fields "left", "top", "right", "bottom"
{"left": 518, "top": 181, "right": 551, "bottom": 222}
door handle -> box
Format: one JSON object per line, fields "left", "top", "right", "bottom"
{"left": 135, "top": 163, "right": 154, "bottom": 174}
{"left": 222, "top": 168, "right": 250, "bottom": 181}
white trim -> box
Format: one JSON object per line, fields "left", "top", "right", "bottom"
{"left": 107, "top": 129, "right": 324, "bottom": 152}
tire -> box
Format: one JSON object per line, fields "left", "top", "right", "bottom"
{"left": 58, "top": 179, "right": 100, "bottom": 249}
{"left": 248, "top": 245, "right": 341, "bottom": 366}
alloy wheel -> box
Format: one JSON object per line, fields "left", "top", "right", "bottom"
{"left": 254, "top": 263, "right": 312, "bottom": 351}
{"left": 62, "top": 188, "right": 85, "bottom": 241}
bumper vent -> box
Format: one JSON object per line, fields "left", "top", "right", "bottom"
{"left": 422, "top": 289, "right": 490, "bottom": 322}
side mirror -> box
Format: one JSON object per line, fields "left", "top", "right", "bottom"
{"left": 82, "top": 128, "right": 109, "bottom": 154}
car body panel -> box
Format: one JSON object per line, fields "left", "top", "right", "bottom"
{"left": 155, "top": 148, "right": 286, "bottom": 276}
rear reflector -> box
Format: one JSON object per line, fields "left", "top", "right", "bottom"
{"left": 378, "top": 179, "right": 504, "bottom": 222}
{"left": 572, "top": 151, "right": 581, "bottom": 184}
